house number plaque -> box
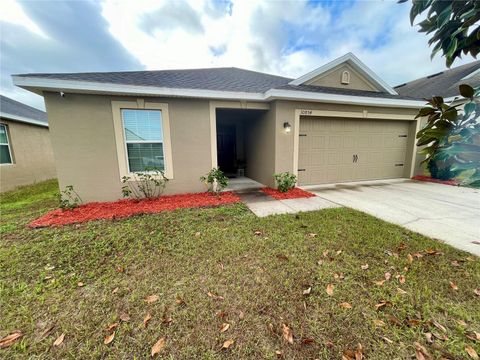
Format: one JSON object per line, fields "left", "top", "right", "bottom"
{"left": 300, "top": 109, "right": 313, "bottom": 115}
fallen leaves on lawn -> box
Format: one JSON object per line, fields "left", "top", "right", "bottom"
{"left": 466, "top": 345, "right": 479, "bottom": 359}
{"left": 373, "top": 280, "right": 385, "bottom": 286}
{"left": 275, "top": 350, "right": 283, "bottom": 357}
{"left": 40, "top": 324, "right": 55, "bottom": 339}
{"left": 339, "top": 302, "right": 352, "bottom": 309}
{"left": 450, "top": 281, "right": 458, "bottom": 290}
{"left": 301, "top": 338, "right": 315, "bottom": 345}
{"left": 385, "top": 272, "right": 392, "bottom": 281}
{"left": 398, "top": 275, "right": 406, "bottom": 284}
{"left": 424, "top": 332, "right": 433, "bottom": 343}
{"left": 151, "top": 337, "right": 166, "bottom": 357}
{"left": 432, "top": 320, "right": 447, "bottom": 333}
{"left": 282, "top": 324, "right": 294, "bottom": 344}
{"left": 77, "top": 282, "right": 84, "bottom": 287}
{"left": 374, "top": 301, "right": 391, "bottom": 310}
{"left": 216, "top": 310, "right": 227, "bottom": 319}
{"left": 0, "top": 331, "right": 23, "bottom": 349}
{"left": 112, "top": 287, "right": 119, "bottom": 294}
{"left": 207, "top": 291, "right": 224, "bottom": 301}
{"left": 342, "top": 343, "right": 364, "bottom": 360}
{"left": 106, "top": 323, "right": 119, "bottom": 332}
{"left": 474, "top": 288, "right": 480, "bottom": 296}
{"left": 465, "top": 331, "right": 480, "bottom": 341}
{"left": 397, "top": 287, "right": 408, "bottom": 295}
{"left": 414, "top": 341, "right": 432, "bottom": 360}
{"left": 253, "top": 230, "right": 263, "bottom": 236}
{"left": 373, "top": 319, "right": 386, "bottom": 327}
{"left": 451, "top": 260, "right": 460, "bottom": 267}
{"left": 104, "top": 332, "right": 115, "bottom": 345}
{"left": 220, "top": 323, "right": 230, "bottom": 333}
{"left": 303, "top": 286, "right": 312, "bottom": 296}
{"left": 143, "top": 313, "right": 152, "bottom": 328}
{"left": 308, "top": 233, "right": 317, "bottom": 238}
{"left": 53, "top": 333, "right": 65, "bottom": 346}
{"left": 276, "top": 254, "right": 289, "bottom": 261}
{"left": 334, "top": 272, "right": 345, "bottom": 280}
{"left": 387, "top": 315, "right": 401, "bottom": 326}
{"left": 381, "top": 336, "right": 393, "bottom": 344}
{"left": 195, "top": 231, "right": 201, "bottom": 237}
{"left": 119, "top": 312, "right": 130, "bottom": 322}
{"left": 145, "top": 295, "right": 159, "bottom": 304}
{"left": 326, "top": 283, "right": 334, "bottom": 296}
{"left": 361, "top": 264, "right": 369, "bottom": 270}
{"left": 175, "top": 295, "right": 186, "bottom": 306}
{"left": 162, "top": 316, "right": 173, "bottom": 326}
{"left": 407, "top": 253, "right": 414, "bottom": 264}
{"left": 222, "top": 339, "right": 234, "bottom": 349}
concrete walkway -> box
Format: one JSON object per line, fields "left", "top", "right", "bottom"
{"left": 306, "top": 179, "right": 480, "bottom": 256}
{"left": 238, "top": 189, "right": 340, "bottom": 217}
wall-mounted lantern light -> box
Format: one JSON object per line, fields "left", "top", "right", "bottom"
{"left": 283, "top": 122, "right": 292, "bottom": 134}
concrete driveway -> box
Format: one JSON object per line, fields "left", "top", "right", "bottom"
{"left": 305, "top": 179, "right": 480, "bottom": 256}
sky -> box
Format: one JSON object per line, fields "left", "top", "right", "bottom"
{"left": 0, "top": 0, "right": 476, "bottom": 110}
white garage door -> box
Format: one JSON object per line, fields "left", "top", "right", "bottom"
{"left": 298, "top": 117, "right": 410, "bottom": 185}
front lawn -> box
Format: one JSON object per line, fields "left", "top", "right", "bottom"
{"left": 1, "top": 181, "right": 479, "bottom": 359}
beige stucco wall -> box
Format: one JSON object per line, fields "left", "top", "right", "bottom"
{"left": 306, "top": 64, "right": 380, "bottom": 92}
{"left": 44, "top": 92, "right": 213, "bottom": 202}
{"left": 245, "top": 105, "right": 276, "bottom": 187}
{"left": 0, "top": 118, "right": 56, "bottom": 192}
{"left": 273, "top": 100, "right": 420, "bottom": 179}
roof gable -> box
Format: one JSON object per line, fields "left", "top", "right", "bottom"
{"left": 289, "top": 53, "right": 398, "bottom": 95}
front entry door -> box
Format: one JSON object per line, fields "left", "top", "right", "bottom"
{"left": 217, "top": 123, "right": 236, "bottom": 174}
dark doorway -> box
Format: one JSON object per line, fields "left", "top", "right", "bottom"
{"left": 217, "top": 123, "right": 237, "bottom": 174}
{"left": 216, "top": 108, "right": 265, "bottom": 178}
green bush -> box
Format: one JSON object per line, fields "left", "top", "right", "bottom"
{"left": 274, "top": 172, "right": 297, "bottom": 193}
{"left": 121, "top": 167, "right": 169, "bottom": 199}
{"left": 59, "top": 185, "right": 82, "bottom": 210}
{"left": 200, "top": 168, "right": 229, "bottom": 194}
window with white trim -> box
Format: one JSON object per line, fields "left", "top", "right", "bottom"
{"left": 0, "top": 124, "right": 13, "bottom": 164}
{"left": 121, "top": 109, "right": 165, "bottom": 172}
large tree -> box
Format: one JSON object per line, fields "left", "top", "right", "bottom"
{"left": 399, "top": 0, "right": 480, "bottom": 67}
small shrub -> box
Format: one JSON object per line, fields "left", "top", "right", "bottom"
{"left": 200, "top": 168, "right": 229, "bottom": 194}
{"left": 121, "top": 167, "right": 169, "bottom": 199}
{"left": 274, "top": 172, "right": 297, "bottom": 193}
{"left": 59, "top": 185, "right": 82, "bottom": 210}
{"left": 427, "top": 159, "right": 457, "bottom": 180}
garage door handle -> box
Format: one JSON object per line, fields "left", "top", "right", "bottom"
{"left": 353, "top": 154, "right": 358, "bottom": 163}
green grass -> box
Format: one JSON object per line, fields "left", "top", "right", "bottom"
{"left": 1, "top": 181, "right": 479, "bottom": 359}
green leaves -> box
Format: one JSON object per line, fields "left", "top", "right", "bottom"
{"left": 459, "top": 84, "right": 475, "bottom": 99}
{"left": 415, "top": 84, "right": 480, "bottom": 186}
{"left": 401, "top": 0, "right": 480, "bottom": 67}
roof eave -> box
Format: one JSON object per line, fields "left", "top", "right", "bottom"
{"left": 12, "top": 75, "right": 424, "bottom": 109}
{"left": 0, "top": 112, "right": 48, "bottom": 127}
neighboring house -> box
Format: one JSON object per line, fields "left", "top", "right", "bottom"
{"left": 395, "top": 60, "right": 480, "bottom": 175}
{"left": 395, "top": 60, "right": 480, "bottom": 100}
{"left": 0, "top": 95, "right": 56, "bottom": 192}
{"left": 13, "top": 53, "right": 431, "bottom": 203}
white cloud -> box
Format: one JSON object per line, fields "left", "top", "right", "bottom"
{"left": 0, "top": 0, "right": 47, "bottom": 38}
{"left": 101, "top": 0, "right": 475, "bottom": 86}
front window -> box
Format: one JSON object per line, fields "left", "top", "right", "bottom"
{"left": 121, "top": 109, "right": 164, "bottom": 172}
{"left": 0, "top": 124, "right": 12, "bottom": 164}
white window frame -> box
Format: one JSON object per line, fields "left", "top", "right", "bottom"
{"left": 112, "top": 100, "right": 173, "bottom": 179}
{"left": 0, "top": 123, "right": 13, "bottom": 165}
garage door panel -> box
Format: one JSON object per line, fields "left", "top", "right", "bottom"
{"left": 298, "top": 117, "right": 410, "bottom": 185}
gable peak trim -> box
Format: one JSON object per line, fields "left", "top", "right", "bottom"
{"left": 288, "top": 52, "right": 398, "bottom": 95}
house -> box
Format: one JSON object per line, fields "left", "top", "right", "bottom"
{"left": 12, "top": 53, "right": 430, "bottom": 202}
{"left": 395, "top": 60, "right": 480, "bottom": 100}
{"left": 0, "top": 95, "right": 56, "bottom": 192}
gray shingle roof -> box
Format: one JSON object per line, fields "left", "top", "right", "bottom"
{"left": 394, "top": 61, "right": 480, "bottom": 99}
{"left": 15, "top": 67, "right": 292, "bottom": 93}
{"left": 0, "top": 95, "right": 47, "bottom": 124}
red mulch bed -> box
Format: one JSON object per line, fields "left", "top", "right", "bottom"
{"left": 411, "top": 175, "right": 459, "bottom": 186}
{"left": 261, "top": 187, "right": 315, "bottom": 200}
{"left": 29, "top": 192, "right": 241, "bottom": 228}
